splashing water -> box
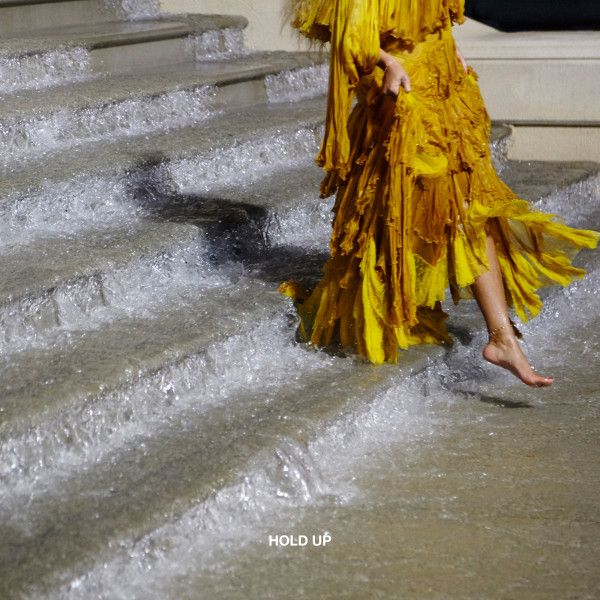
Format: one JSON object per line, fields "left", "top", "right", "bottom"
{"left": 0, "top": 48, "right": 93, "bottom": 95}
{"left": 267, "top": 194, "right": 333, "bottom": 248}
{"left": 491, "top": 128, "right": 512, "bottom": 174}
{"left": 266, "top": 63, "right": 329, "bottom": 103}
{"left": 0, "top": 175, "right": 138, "bottom": 249}
{"left": 535, "top": 171, "right": 600, "bottom": 223}
{"left": 0, "top": 86, "right": 217, "bottom": 166}
{"left": 102, "top": 0, "right": 160, "bottom": 19}
{"left": 0, "top": 233, "right": 233, "bottom": 355}
{"left": 188, "top": 28, "right": 248, "bottom": 61}
{"left": 162, "top": 126, "right": 323, "bottom": 195}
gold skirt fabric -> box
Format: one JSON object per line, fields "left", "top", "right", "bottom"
{"left": 278, "top": 23, "right": 600, "bottom": 364}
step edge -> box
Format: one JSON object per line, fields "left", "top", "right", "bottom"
{"left": 0, "top": 221, "right": 199, "bottom": 309}
{"left": 0, "top": 279, "right": 285, "bottom": 436}
{"left": 0, "top": 14, "right": 248, "bottom": 57}
{"left": 0, "top": 51, "right": 325, "bottom": 122}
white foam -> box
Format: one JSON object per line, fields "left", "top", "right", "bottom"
{"left": 0, "top": 86, "right": 217, "bottom": 166}
{"left": 188, "top": 28, "right": 248, "bottom": 61}
{"left": 103, "top": 0, "right": 160, "bottom": 19}
{"left": 266, "top": 63, "right": 329, "bottom": 103}
{"left": 163, "top": 126, "right": 322, "bottom": 194}
{"left": 0, "top": 48, "right": 93, "bottom": 95}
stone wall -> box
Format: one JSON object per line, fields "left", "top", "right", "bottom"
{"left": 159, "top": 0, "right": 302, "bottom": 51}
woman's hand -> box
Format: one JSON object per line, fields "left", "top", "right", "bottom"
{"left": 456, "top": 45, "right": 469, "bottom": 74}
{"left": 378, "top": 49, "right": 411, "bottom": 96}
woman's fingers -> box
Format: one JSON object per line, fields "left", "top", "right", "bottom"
{"left": 382, "top": 68, "right": 411, "bottom": 96}
{"left": 389, "top": 76, "right": 410, "bottom": 95}
{"left": 456, "top": 47, "right": 469, "bottom": 73}
{"left": 401, "top": 74, "right": 412, "bottom": 92}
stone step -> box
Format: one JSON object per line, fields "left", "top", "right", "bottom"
{"left": 498, "top": 159, "right": 600, "bottom": 209}
{"left": 453, "top": 18, "right": 600, "bottom": 162}
{"left": 0, "top": 220, "right": 196, "bottom": 307}
{"left": 0, "top": 95, "right": 327, "bottom": 201}
{"left": 0, "top": 0, "right": 125, "bottom": 35}
{"left": 0, "top": 301, "right": 440, "bottom": 596}
{"left": 0, "top": 51, "right": 327, "bottom": 165}
{"left": 0, "top": 15, "right": 249, "bottom": 93}
{"left": 0, "top": 219, "right": 228, "bottom": 354}
{"left": 0, "top": 276, "right": 283, "bottom": 447}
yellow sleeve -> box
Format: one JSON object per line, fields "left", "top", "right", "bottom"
{"left": 291, "top": 0, "right": 380, "bottom": 180}
{"left": 448, "top": 0, "right": 465, "bottom": 25}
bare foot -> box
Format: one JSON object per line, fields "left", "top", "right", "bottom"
{"left": 482, "top": 335, "right": 553, "bottom": 387}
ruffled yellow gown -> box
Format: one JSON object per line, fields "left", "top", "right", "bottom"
{"left": 277, "top": 0, "right": 600, "bottom": 364}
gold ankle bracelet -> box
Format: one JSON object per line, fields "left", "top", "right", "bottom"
{"left": 488, "top": 319, "right": 523, "bottom": 340}
{"left": 488, "top": 322, "right": 510, "bottom": 339}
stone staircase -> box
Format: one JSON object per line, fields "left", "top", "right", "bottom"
{"left": 1, "top": 2, "right": 599, "bottom": 598}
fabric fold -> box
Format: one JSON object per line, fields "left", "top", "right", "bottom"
{"left": 316, "top": 0, "right": 380, "bottom": 180}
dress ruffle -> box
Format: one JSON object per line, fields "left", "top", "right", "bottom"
{"left": 278, "top": 15, "right": 600, "bottom": 365}
{"left": 290, "top": 0, "right": 465, "bottom": 46}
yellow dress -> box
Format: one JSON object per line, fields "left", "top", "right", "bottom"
{"left": 277, "top": 0, "right": 600, "bottom": 364}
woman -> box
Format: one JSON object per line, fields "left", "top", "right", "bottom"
{"left": 277, "top": 0, "right": 600, "bottom": 387}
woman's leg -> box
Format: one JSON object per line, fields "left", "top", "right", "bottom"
{"left": 470, "top": 225, "right": 554, "bottom": 387}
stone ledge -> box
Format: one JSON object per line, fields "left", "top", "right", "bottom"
{"left": 0, "top": 0, "right": 84, "bottom": 6}
{"left": 507, "top": 125, "right": 600, "bottom": 163}
{"left": 0, "top": 14, "right": 248, "bottom": 56}
{"left": 453, "top": 18, "right": 600, "bottom": 59}
{"left": 453, "top": 18, "right": 600, "bottom": 125}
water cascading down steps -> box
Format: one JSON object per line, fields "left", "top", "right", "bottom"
{"left": 1, "top": 1, "right": 599, "bottom": 598}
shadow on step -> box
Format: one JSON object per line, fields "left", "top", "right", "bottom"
{"left": 126, "top": 157, "right": 330, "bottom": 286}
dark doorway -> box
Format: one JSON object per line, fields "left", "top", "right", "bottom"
{"left": 465, "top": 0, "right": 600, "bottom": 31}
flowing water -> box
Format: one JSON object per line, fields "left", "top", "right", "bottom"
{"left": 0, "top": 86, "right": 218, "bottom": 166}
{"left": 265, "top": 63, "right": 330, "bottom": 103}
{"left": 187, "top": 28, "right": 248, "bottom": 62}
{"left": 0, "top": 48, "right": 93, "bottom": 95}
{"left": 103, "top": 0, "right": 161, "bottom": 20}
{"left": 0, "top": 9, "right": 598, "bottom": 600}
